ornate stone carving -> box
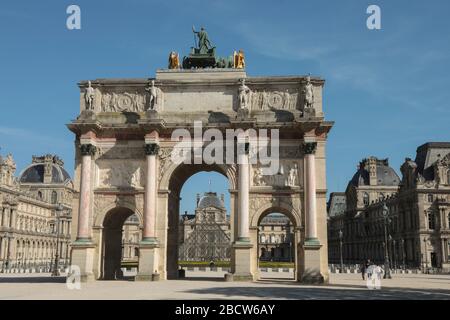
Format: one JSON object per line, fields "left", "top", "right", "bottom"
{"left": 80, "top": 144, "right": 96, "bottom": 156}
{"left": 101, "top": 91, "right": 146, "bottom": 112}
{"left": 302, "top": 142, "right": 317, "bottom": 155}
{"left": 145, "top": 143, "right": 160, "bottom": 156}
{"left": 302, "top": 75, "right": 314, "bottom": 110}
{"left": 97, "top": 161, "right": 144, "bottom": 188}
{"left": 158, "top": 148, "right": 173, "bottom": 182}
{"left": 250, "top": 90, "right": 298, "bottom": 111}
{"left": 85, "top": 81, "right": 95, "bottom": 111}
{"left": 287, "top": 163, "right": 299, "bottom": 187}
{"left": 252, "top": 162, "right": 300, "bottom": 187}
{"left": 145, "top": 80, "right": 164, "bottom": 111}
{"left": 238, "top": 78, "right": 252, "bottom": 111}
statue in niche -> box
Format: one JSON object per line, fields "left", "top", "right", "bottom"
{"left": 145, "top": 80, "right": 157, "bottom": 110}
{"left": 303, "top": 75, "right": 314, "bottom": 110}
{"left": 253, "top": 167, "right": 266, "bottom": 186}
{"left": 130, "top": 167, "right": 141, "bottom": 187}
{"left": 238, "top": 78, "right": 251, "bottom": 110}
{"left": 145, "top": 80, "right": 162, "bottom": 111}
{"left": 85, "top": 81, "right": 95, "bottom": 110}
{"left": 287, "top": 164, "right": 298, "bottom": 187}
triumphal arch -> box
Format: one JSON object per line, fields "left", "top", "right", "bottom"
{"left": 68, "top": 32, "right": 333, "bottom": 283}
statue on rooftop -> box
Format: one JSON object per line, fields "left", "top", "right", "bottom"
{"left": 85, "top": 81, "right": 95, "bottom": 110}
{"left": 192, "top": 26, "right": 212, "bottom": 54}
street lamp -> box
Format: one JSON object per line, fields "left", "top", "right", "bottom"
{"left": 401, "top": 238, "right": 406, "bottom": 270}
{"left": 382, "top": 204, "right": 392, "bottom": 279}
{"left": 51, "top": 203, "right": 63, "bottom": 276}
{"left": 423, "top": 237, "right": 429, "bottom": 274}
{"left": 338, "top": 229, "right": 344, "bottom": 272}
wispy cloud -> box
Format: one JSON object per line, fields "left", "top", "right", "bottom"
{"left": 0, "top": 126, "right": 68, "bottom": 148}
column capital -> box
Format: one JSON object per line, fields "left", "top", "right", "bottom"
{"left": 144, "top": 143, "right": 160, "bottom": 156}
{"left": 80, "top": 144, "right": 97, "bottom": 156}
{"left": 302, "top": 142, "right": 317, "bottom": 155}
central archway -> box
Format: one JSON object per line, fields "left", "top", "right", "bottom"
{"left": 164, "top": 162, "right": 236, "bottom": 279}
{"left": 101, "top": 207, "right": 136, "bottom": 280}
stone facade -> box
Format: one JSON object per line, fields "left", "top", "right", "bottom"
{"left": 328, "top": 143, "right": 450, "bottom": 272}
{"left": 68, "top": 67, "right": 333, "bottom": 283}
{"left": 0, "top": 154, "right": 73, "bottom": 272}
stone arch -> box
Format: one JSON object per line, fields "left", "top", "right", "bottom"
{"left": 162, "top": 161, "right": 236, "bottom": 279}
{"left": 99, "top": 206, "right": 138, "bottom": 280}
{"left": 94, "top": 201, "right": 143, "bottom": 228}
{"left": 250, "top": 202, "right": 302, "bottom": 229}
{"left": 160, "top": 161, "right": 237, "bottom": 191}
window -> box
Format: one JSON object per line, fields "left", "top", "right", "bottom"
{"left": 51, "top": 191, "right": 58, "bottom": 204}
{"left": 363, "top": 193, "right": 369, "bottom": 206}
{"left": 428, "top": 212, "right": 435, "bottom": 230}
{"left": 428, "top": 194, "right": 433, "bottom": 203}
{"left": 37, "top": 191, "right": 43, "bottom": 200}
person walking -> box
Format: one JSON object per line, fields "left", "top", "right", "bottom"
{"left": 360, "top": 260, "right": 366, "bottom": 280}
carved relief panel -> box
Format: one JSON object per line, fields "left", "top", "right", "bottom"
{"left": 96, "top": 159, "right": 145, "bottom": 188}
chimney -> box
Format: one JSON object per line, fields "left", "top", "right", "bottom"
{"left": 367, "top": 157, "right": 377, "bottom": 186}
{"left": 196, "top": 193, "right": 200, "bottom": 206}
{"left": 43, "top": 154, "right": 53, "bottom": 184}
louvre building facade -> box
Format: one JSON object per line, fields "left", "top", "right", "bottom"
{"left": 0, "top": 154, "right": 74, "bottom": 272}
{"left": 328, "top": 142, "right": 450, "bottom": 272}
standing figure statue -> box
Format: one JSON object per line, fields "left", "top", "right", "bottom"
{"left": 238, "top": 78, "right": 251, "bottom": 110}
{"left": 145, "top": 80, "right": 158, "bottom": 110}
{"left": 85, "top": 81, "right": 95, "bottom": 110}
{"left": 303, "top": 75, "right": 314, "bottom": 109}
{"left": 192, "top": 26, "right": 212, "bottom": 54}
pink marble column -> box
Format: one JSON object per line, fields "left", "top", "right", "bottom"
{"left": 143, "top": 143, "right": 159, "bottom": 242}
{"left": 303, "top": 142, "right": 318, "bottom": 241}
{"left": 76, "top": 143, "right": 96, "bottom": 241}
{"left": 238, "top": 142, "right": 250, "bottom": 241}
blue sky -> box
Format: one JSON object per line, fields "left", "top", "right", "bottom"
{"left": 1, "top": 1, "right": 449, "bottom": 214}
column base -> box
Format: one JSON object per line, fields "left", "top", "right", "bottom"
{"left": 231, "top": 241, "right": 254, "bottom": 281}
{"left": 299, "top": 241, "right": 326, "bottom": 284}
{"left": 69, "top": 241, "right": 96, "bottom": 282}
{"left": 135, "top": 240, "right": 159, "bottom": 281}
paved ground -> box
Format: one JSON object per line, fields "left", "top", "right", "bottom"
{"left": 1, "top": 272, "right": 450, "bottom": 300}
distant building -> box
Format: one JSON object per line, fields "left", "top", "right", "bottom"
{"left": 328, "top": 143, "right": 450, "bottom": 271}
{"left": 178, "top": 192, "right": 231, "bottom": 262}
{"left": 0, "top": 154, "right": 74, "bottom": 271}
{"left": 258, "top": 214, "right": 294, "bottom": 262}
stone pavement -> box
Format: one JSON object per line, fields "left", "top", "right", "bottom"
{"left": 0, "top": 273, "right": 449, "bottom": 300}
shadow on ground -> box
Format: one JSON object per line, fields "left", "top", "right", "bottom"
{"left": 181, "top": 282, "right": 450, "bottom": 300}
{"left": 0, "top": 276, "right": 66, "bottom": 284}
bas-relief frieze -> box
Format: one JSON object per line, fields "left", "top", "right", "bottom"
{"left": 252, "top": 161, "right": 301, "bottom": 188}
{"left": 96, "top": 160, "right": 145, "bottom": 188}
{"left": 250, "top": 90, "right": 299, "bottom": 111}
{"left": 85, "top": 85, "right": 313, "bottom": 114}
{"left": 100, "top": 91, "right": 147, "bottom": 113}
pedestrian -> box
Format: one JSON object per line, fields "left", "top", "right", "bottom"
{"left": 360, "top": 260, "right": 366, "bottom": 280}
{"left": 366, "top": 259, "right": 372, "bottom": 279}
